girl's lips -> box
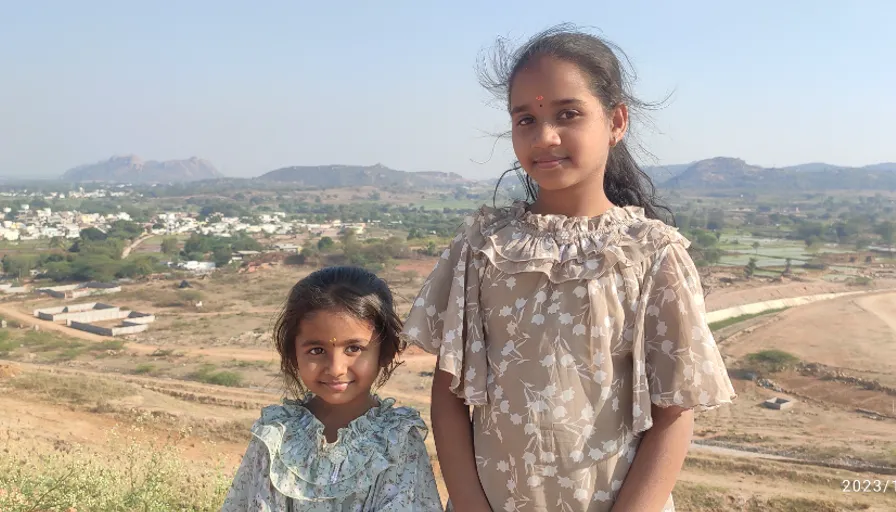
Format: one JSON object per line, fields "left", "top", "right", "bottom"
{"left": 533, "top": 157, "right": 569, "bottom": 170}
{"left": 321, "top": 381, "right": 351, "bottom": 392}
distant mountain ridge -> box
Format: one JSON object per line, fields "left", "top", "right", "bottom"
{"left": 255, "top": 163, "right": 470, "bottom": 187}
{"left": 656, "top": 157, "right": 896, "bottom": 191}
{"left": 62, "top": 155, "right": 223, "bottom": 183}
{"left": 57, "top": 155, "right": 896, "bottom": 191}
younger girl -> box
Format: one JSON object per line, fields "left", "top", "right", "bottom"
{"left": 222, "top": 265, "right": 442, "bottom": 511}
{"left": 404, "top": 25, "right": 736, "bottom": 512}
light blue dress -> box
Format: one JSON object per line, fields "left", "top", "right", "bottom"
{"left": 221, "top": 395, "right": 443, "bottom": 511}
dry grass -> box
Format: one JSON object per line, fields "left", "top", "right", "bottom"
{"left": 672, "top": 481, "right": 871, "bottom": 512}
{"left": 8, "top": 372, "right": 137, "bottom": 407}
{"left": 0, "top": 425, "right": 232, "bottom": 512}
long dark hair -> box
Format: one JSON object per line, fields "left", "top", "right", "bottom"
{"left": 478, "top": 23, "right": 674, "bottom": 224}
{"left": 273, "top": 265, "right": 405, "bottom": 398}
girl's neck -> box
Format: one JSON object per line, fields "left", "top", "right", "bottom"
{"left": 306, "top": 392, "right": 378, "bottom": 443}
{"left": 529, "top": 185, "right": 615, "bottom": 218}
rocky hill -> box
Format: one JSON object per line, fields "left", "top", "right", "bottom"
{"left": 62, "top": 155, "right": 224, "bottom": 183}
{"left": 255, "top": 163, "right": 469, "bottom": 188}
{"left": 659, "top": 157, "right": 896, "bottom": 191}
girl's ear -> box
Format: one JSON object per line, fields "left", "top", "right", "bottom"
{"left": 610, "top": 103, "right": 629, "bottom": 146}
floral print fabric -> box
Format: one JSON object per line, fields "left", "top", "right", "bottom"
{"left": 221, "top": 395, "right": 443, "bottom": 511}
{"left": 403, "top": 201, "right": 736, "bottom": 512}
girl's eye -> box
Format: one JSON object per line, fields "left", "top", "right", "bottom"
{"left": 516, "top": 116, "right": 534, "bottom": 126}
{"left": 309, "top": 347, "right": 324, "bottom": 356}
{"left": 346, "top": 345, "right": 364, "bottom": 354}
{"left": 558, "top": 110, "right": 581, "bottom": 120}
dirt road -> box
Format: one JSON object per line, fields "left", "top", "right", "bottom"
{"left": 121, "top": 234, "right": 154, "bottom": 259}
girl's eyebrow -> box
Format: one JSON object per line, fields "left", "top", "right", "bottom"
{"left": 300, "top": 338, "right": 370, "bottom": 347}
{"left": 510, "top": 98, "right": 584, "bottom": 115}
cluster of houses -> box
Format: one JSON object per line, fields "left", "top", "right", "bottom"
{"left": 0, "top": 202, "right": 373, "bottom": 243}
{"left": 152, "top": 211, "right": 372, "bottom": 239}
{"left": 1, "top": 204, "right": 133, "bottom": 241}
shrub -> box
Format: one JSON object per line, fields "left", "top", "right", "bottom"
{"left": 189, "top": 364, "right": 243, "bottom": 387}
{"left": 745, "top": 350, "right": 799, "bottom": 373}
{"left": 133, "top": 363, "right": 156, "bottom": 375}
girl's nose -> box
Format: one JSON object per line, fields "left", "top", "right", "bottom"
{"left": 326, "top": 355, "right": 349, "bottom": 377}
{"left": 532, "top": 121, "right": 561, "bottom": 148}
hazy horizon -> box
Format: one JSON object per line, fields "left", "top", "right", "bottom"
{"left": 2, "top": 1, "right": 895, "bottom": 180}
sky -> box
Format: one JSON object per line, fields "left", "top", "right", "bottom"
{"left": 1, "top": 1, "right": 895, "bottom": 180}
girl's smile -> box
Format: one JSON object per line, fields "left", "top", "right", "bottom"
{"left": 294, "top": 309, "right": 381, "bottom": 408}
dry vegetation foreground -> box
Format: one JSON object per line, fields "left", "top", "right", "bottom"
{"left": 2, "top": 265, "right": 896, "bottom": 511}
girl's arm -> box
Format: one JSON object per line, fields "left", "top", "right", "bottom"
{"left": 611, "top": 405, "right": 694, "bottom": 512}
{"left": 431, "top": 368, "right": 493, "bottom": 512}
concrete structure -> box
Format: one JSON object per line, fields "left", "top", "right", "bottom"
{"left": 36, "top": 282, "right": 121, "bottom": 299}
{"left": 67, "top": 319, "right": 150, "bottom": 336}
{"left": 33, "top": 302, "right": 155, "bottom": 337}
{"left": 763, "top": 397, "right": 795, "bottom": 410}
{"left": 0, "top": 283, "right": 29, "bottom": 294}
{"left": 34, "top": 302, "right": 120, "bottom": 322}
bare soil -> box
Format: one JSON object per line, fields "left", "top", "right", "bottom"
{"left": 2, "top": 266, "right": 896, "bottom": 510}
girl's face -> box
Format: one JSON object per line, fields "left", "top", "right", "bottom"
{"left": 509, "top": 55, "right": 627, "bottom": 195}
{"left": 294, "top": 308, "right": 382, "bottom": 407}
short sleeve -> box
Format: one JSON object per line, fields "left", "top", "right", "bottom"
{"left": 631, "top": 242, "right": 737, "bottom": 433}
{"left": 220, "top": 437, "right": 287, "bottom": 512}
{"left": 372, "top": 425, "right": 444, "bottom": 511}
{"left": 402, "top": 229, "right": 489, "bottom": 405}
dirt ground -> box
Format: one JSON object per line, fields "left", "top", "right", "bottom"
{"left": 2, "top": 267, "right": 896, "bottom": 510}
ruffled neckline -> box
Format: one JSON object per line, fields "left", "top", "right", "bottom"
{"left": 250, "top": 393, "right": 427, "bottom": 501}
{"left": 503, "top": 200, "right": 646, "bottom": 236}
{"left": 462, "top": 200, "right": 687, "bottom": 284}
{"left": 287, "top": 393, "right": 395, "bottom": 449}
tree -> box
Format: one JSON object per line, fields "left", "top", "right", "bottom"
{"left": 106, "top": 220, "right": 143, "bottom": 240}
{"left": 317, "top": 237, "right": 335, "bottom": 251}
{"left": 230, "top": 235, "right": 262, "bottom": 252}
{"left": 49, "top": 236, "right": 69, "bottom": 251}
{"left": 117, "top": 255, "right": 159, "bottom": 278}
{"left": 706, "top": 209, "right": 725, "bottom": 231}
{"left": 694, "top": 232, "right": 718, "bottom": 249}
{"left": 744, "top": 257, "right": 758, "bottom": 278}
{"left": 161, "top": 237, "right": 179, "bottom": 256}
{"left": 783, "top": 258, "right": 792, "bottom": 276}
{"left": 875, "top": 221, "right": 895, "bottom": 248}
{"left": 2, "top": 255, "right": 37, "bottom": 279}
{"left": 340, "top": 228, "right": 358, "bottom": 247}
{"left": 183, "top": 233, "right": 211, "bottom": 255}
{"left": 751, "top": 241, "right": 760, "bottom": 254}
{"left": 70, "top": 254, "right": 120, "bottom": 282}
{"left": 79, "top": 227, "right": 107, "bottom": 242}
{"left": 213, "top": 246, "right": 233, "bottom": 267}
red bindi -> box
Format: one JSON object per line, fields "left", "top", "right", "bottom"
{"left": 536, "top": 95, "right": 544, "bottom": 101}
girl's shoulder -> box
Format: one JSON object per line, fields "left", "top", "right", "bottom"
{"left": 248, "top": 396, "right": 428, "bottom": 502}
{"left": 448, "top": 201, "right": 688, "bottom": 277}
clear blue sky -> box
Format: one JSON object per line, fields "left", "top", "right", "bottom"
{"left": 1, "top": 1, "right": 894, "bottom": 179}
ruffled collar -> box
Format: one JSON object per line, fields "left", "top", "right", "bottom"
{"left": 502, "top": 200, "right": 646, "bottom": 236}
{"left": 251, "top": 394, "right": 427, "bottom": 501}
{"left": 463, "top": 201, "right": 686, "bottom": 284}
{"left": 284, "top": 393, "right": 396, "bottom": 450}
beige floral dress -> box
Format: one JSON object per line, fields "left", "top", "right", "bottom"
{"left": 221, "top": 395, "right": 443, "bottom": 511}
{"left": 403, "top": 201, "right": 736, "bottom": 512}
